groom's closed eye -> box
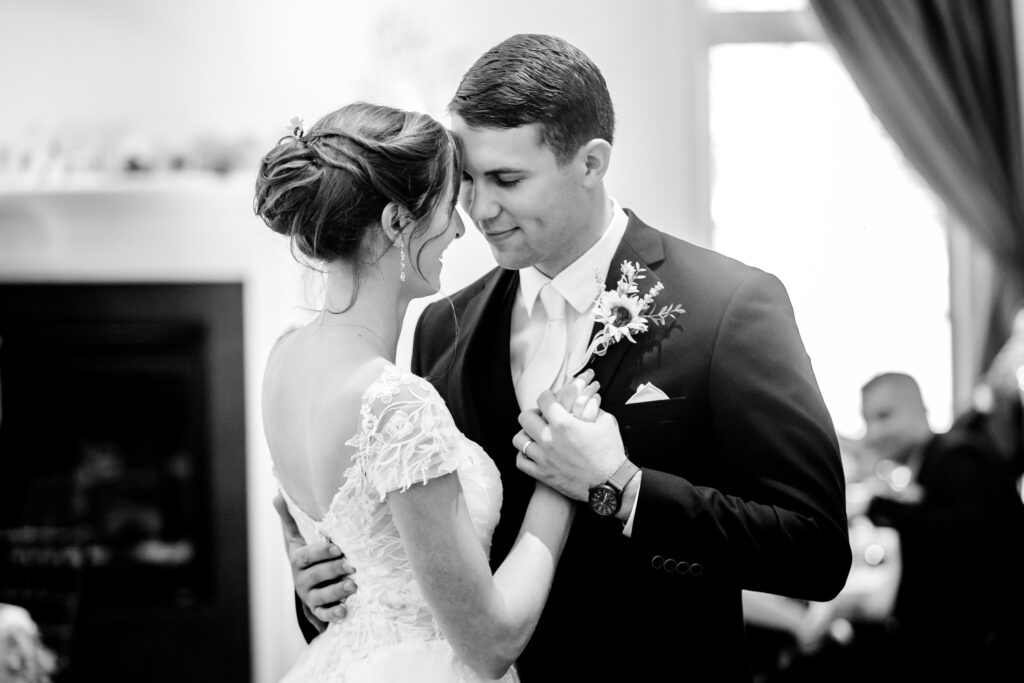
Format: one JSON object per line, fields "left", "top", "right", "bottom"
{"left": 494, "top": 175, "right": 523, "bottom": 188}
{"left": 475, "top": 168, "right": 525, "bottom": 189}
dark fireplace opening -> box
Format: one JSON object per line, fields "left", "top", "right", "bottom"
{"left": 0, "top": 283, "right": 249, "bottom": 683}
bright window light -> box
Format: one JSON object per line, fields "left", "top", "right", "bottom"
{"left": 709, "top": 42, "right": 953, "bottom": 438}
{"left": 708, "top": 0, "right": 808, "bottom": 12}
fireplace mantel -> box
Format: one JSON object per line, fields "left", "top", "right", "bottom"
{"left": 0, "top": 183, "right": 308, "bottom": 682}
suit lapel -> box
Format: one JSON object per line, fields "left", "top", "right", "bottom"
{"left": 585, "top": 212, "right": 668, "bottom": 404}
{"left": 447, "top": 268, "right": 533, "bottom": 568}
{"left": 446, "top": 268, "right": 520, "bottom": 445}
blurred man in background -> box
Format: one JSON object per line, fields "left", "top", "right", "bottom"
{"left": 862, "top": 372, "right": 1024, "bottom": 682}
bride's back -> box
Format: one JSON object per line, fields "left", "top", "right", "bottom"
{"left": 262, "top": 324, "right": 388, "bottom": 520}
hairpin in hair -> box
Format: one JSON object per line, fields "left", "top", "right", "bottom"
{"left": 289, "top": 116, "right": 305, "bottom": 138}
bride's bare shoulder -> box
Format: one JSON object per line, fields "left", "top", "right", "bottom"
{"left": 262, "top": 325, "right": 396, "bottom": 423}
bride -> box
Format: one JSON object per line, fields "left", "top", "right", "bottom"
{"left": 254, "top": 102, "right": 601, "bottom": 682}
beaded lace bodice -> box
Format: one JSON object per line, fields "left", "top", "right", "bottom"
{"left": 276, "top": 364, "right": 503, "bottom": 678}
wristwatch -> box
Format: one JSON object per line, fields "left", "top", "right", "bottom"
{"left": 588, "top": 459, "right": 640, "bottom": 517}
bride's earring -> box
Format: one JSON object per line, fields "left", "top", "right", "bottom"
{"left": 399, "top": 239, "right": 407, "bottom": 282}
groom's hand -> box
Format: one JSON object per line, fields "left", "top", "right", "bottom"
{"left": 515, "top": 390, "right": 627, "bottom": 502}
{"left": 273, "top": 494, "right": 357, "bottom": 628}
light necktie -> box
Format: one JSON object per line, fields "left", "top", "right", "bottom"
{"left": 515, "top": 283, "right": 569, "bottom": 410}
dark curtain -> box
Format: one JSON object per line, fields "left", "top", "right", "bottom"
{"left": 983, "top": 276, "right": 1024, "bottom": 369}
{"left": 809, "top": 0, "right": 1024, "bottom": 371}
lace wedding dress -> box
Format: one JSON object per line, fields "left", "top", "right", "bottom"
{"left": 277, "top": 364, "right": 516, "bottom": 682}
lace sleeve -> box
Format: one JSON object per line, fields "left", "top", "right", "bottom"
{"left": 346, "top": 367, "right": 464, "bottom": 501}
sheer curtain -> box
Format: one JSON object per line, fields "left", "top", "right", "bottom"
{"left": 809, "top": 0, "right": 1024, "bottom": 379}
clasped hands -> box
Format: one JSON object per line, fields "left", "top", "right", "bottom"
{"left": 513, "top": 368, "right": 628, "bottom": 502}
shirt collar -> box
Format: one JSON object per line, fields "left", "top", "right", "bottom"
{"left": 519, "top": 198, "right": 630, "bottom": 317}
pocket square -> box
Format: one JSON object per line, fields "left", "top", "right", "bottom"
{"left": 626, "top": 382, "right": 670, "bottom": 404}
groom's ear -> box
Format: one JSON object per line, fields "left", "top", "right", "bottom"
{"left": 579, "top": 138, "right": 612, "bottom": 188}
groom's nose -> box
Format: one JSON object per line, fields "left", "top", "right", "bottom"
{"left": 466, "top": 182, "right": 501, "bottom": 224}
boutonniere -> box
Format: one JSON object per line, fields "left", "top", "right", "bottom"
{"left": 583, "top": 260, "right": 685, "bottom": 362}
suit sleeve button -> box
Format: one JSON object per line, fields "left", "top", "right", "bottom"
{"left": 651, "top": 555, "right": 664, "bottom": 569}
{"left": 675, "top": 561, "right": 690, "bottom": 575}
{"left": 689, "top": 562, "right": 704, "bottom": 576}
{"left": 663, "top": 558, "right": 677, "bottom": 572}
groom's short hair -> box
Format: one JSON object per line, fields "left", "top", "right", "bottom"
{"left": 449, "top": 34, "right": 615, "bottom": 165}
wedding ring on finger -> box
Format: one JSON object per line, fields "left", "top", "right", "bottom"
{"left": 519, "top": 437, "right": 535, "bottom": 459}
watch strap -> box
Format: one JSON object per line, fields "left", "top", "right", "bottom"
{"left": 607, "top": 458, "right": 640, "bottom": 493}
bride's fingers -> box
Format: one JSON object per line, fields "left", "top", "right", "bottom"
{"left": 579, "top": 394, "right": 602, "bottom": 423}
{"left": 537, "top": 389, "right": 572, "bottom": 425}
{"left": 554, "top": 369, "right": 595, "bottom": 410}
{"left": 553, "top": 374, "right": 586, "bottom": 410}
{"left": 571, "top": 381, "right": 600, "bottom": 420}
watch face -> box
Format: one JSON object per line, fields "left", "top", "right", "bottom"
{"left": 589, "top": 484, "right": 620, "bottom": 517}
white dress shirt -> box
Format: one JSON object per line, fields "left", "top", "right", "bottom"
{"left": 510, "top": 198, "right": 640, "bottom": 535}
{"left": 510, "top": 198, "right": 629, "bottom": 395}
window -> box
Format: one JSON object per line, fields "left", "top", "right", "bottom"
{"left": 706, "top": 4, "right": 953, "bottom": 437}
{"left": 708, "top": 0, "right": 808, "bottom": 10}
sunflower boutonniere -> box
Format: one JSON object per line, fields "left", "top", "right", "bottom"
{"left": 583, "top": 260, "right": 685, "bottom": 363}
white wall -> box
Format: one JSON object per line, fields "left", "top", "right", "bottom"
{"left": 0, "top": 2, "right": 702, "bottom": 681}
{"left": 0, "top": 0, "right": 704, "bottom": 241}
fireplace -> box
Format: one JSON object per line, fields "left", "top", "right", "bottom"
{"left": 0, "top": 283, "right": 250, "bottom": 682}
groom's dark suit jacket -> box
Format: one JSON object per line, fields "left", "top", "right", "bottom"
{"left": 411, "top": 211, "right": 852, "bottom": 682}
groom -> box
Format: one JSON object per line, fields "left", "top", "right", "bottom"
{"left": 285, "top": 34, "right": 851, "bottom": 681}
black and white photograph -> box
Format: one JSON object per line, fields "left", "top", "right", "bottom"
{"left": 1, "top": 1, "right": 1023, "bottom": 681}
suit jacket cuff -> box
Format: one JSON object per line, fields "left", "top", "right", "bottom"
{"left": 622, "top": 471, "right": 642, "bottom": 537}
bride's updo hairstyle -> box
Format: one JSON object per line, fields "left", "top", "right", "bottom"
{"left": 254, "top": 102, "right": 461, "bottom": 279}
